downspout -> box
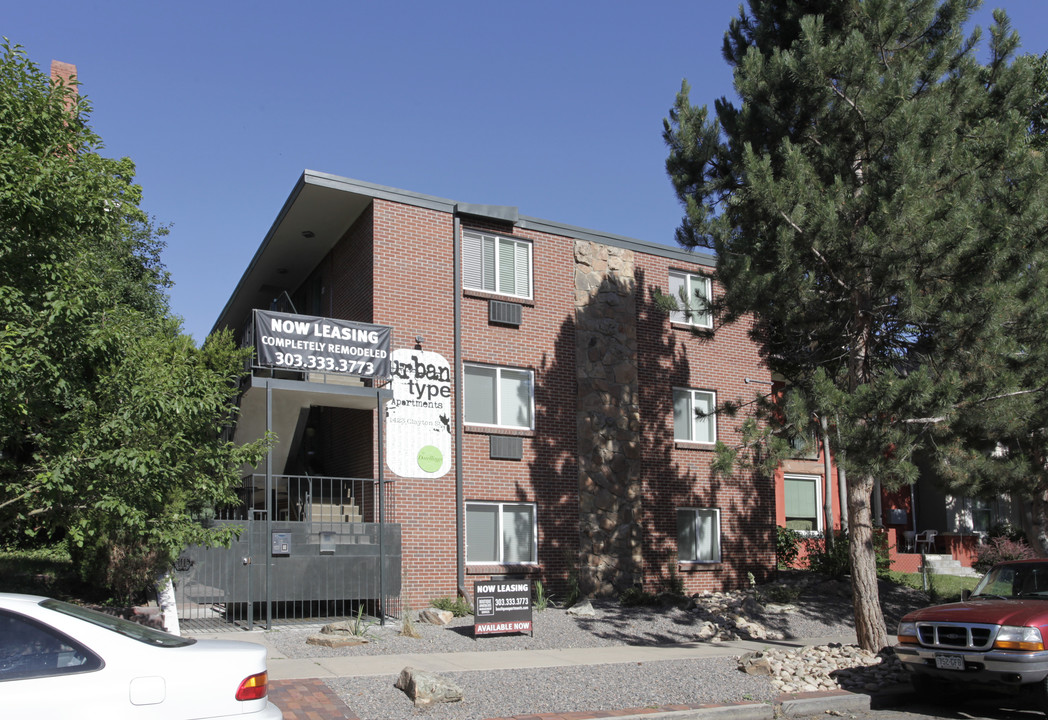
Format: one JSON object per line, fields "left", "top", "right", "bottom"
{"left": 453, "top": 215, "right": 467, "bottom": 603}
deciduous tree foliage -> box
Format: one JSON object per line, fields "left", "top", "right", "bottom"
{"left": 664, "top": 0, "right": 1048, "bottom": 650}
{"left": 0, "top": 42, "right": 267, "bottom": 597}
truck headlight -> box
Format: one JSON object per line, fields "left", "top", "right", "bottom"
{"left": 897, "top": 621, "right": 918, "bottom": 645}
{"left": 994, "top": 626, "right": 1044, "bottom": 651}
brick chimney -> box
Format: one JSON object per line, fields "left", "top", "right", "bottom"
{"left": 50, "top": 60, "right": 78, "bottom": 113}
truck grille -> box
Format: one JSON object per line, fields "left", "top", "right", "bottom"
{"left": 915, "top": 622, "right": 997, "bottom": 650}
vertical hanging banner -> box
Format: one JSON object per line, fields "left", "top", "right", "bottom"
{"left": 385, "top": 348, "right": 452, "bottom": 478}
{"left": 254, "top": 309, "right": 391, "bottom": 379}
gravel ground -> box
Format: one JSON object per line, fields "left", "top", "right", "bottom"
{"left": 266, "top": 575, "right": 928, "bottom": 720}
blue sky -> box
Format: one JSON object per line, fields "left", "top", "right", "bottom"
{"left": 7, "top": 0, "right": 1048, "bottom": 343}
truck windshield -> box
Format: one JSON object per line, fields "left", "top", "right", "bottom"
{"left": 972, "top": 563, "right": 1048, "bottom": 599}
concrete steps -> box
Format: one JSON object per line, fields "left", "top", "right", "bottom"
{"left": 310, "top": 500, "right": 362, "bottom": 523}
{"left": 920, "top": 553, "right": 981, "bottom": 578}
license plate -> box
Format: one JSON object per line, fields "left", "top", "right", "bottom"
{"left": 935, "top": 654, "right": 965, "bottom": 671}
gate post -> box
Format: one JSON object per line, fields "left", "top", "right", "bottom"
{"left": 377, "top": 388, "right": 386, "bottom": 626}
{"left": 265, "top": 378, "right": 273, "bottom": 630}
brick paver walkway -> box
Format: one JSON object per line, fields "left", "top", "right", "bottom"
{"left": 270, "top": 679, "right": 358, "bottom": 720}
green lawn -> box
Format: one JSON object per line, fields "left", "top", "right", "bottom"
{"left": 885, "top": 570, "right": 980, "bottom": 604}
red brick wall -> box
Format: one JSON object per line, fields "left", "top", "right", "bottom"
{"left": 456, "top": 221, "right": 580, "bottom": 597}
{"left": 317, "top": 195, "right": 777, "bottom": 606}
{"left": 633, "top": 255, "right": 775, "bottom": 594}
{"left": 370, "top": 200, "right": 459, "bottom": 607}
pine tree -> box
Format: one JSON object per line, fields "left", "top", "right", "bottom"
{"left": 664, "top": 0, "right": 1048, "bottom": 650}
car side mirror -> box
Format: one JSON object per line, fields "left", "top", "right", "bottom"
{"left": 961, "top": 589, "right": 971, "bottom": 601}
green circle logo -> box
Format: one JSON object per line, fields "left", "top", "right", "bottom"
{"left": 417, "top": 446, "right": 443, "bottom": 473}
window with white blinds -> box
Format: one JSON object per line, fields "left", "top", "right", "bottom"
{"left": 677, "top": 508, "right": 721, "bottom": 563}
{"left": 463, "top": 230, "right": 532, "bottom": 299}
{"left": 784, "top": 474, "right": 821, "bottom": 533}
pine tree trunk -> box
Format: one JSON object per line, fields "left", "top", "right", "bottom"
{"left": 848, "top": 471, "right": 888, "bottom": 651}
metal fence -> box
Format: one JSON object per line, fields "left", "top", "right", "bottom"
{"left": 174, "top": 474, "right": 400, "bottom": 631}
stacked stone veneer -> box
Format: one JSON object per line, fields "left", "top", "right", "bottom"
{"left": 575, "top": 240, "right": 643, "bottom": 596}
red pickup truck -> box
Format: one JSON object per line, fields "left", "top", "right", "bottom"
{"left": 895, "top": 559, "right": 1048, "bottom": 708}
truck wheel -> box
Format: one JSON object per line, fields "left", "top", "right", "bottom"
{"left": 1035, "top": 677, "right": 1048, "bottom": 716}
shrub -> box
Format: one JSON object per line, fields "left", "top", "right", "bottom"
{"left": 68, "top": 529, "right": 165, "bottom": 604}
{"left": 776, "top": 526, "right": 802, "bottom": 569}
{"left": 988, "top": 521, "right": 1026, "bottom": 544}
{"left": 430, "top": 595, "right": 472, "bottom": 617}
{"left": 533, "top": 580, "right": 553, "bottom": 611}
{"left": 619, "top": 585, "right": 660, "bottom": 607}
{"left": 973, "top": 535, "right": 1034, "bottom": 573}
{"left": 802, "top": 528, "right": 890, "bottom": 578}
{"left": 661, "top": 566, "right": 685, "bottom": 597}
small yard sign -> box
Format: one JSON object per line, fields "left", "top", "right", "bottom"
{"left": 473, "top": 579, "right": 532, "bottom": 636}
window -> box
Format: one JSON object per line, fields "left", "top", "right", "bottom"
{"left": 784, "top": 474, "right": 821, "bottom": 533}
{"left": 787, "top": 426, "right": 820, "bottom": 459}
{"left": 673, "top": 388, "right": 716, "bottom": 444}
{"left": 463, "top": 230, "right": 532, "bottom": 299}
{"left": 466, "top": 502, "right": 536, "bottom": 564}
{"left": 0, "top": 609, "right": 102, "bottom": 681}
{"left": 677, "top": 508, "right": 721, "bottom": 563}
{"left": 668, "top": 271, "right": 712, "bottom": 328}
{"left": 972, "top": 498, "right": 993, "bottom": 535}
{"left": 464, "top": 364, "right": 534, "bottom": 429}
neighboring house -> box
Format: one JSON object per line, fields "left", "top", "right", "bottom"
{"left": 779, "top": 436, "right": 1017, "bottom": 573}
{"left": 210, "top": 171, "right": 777, "bottom": 611}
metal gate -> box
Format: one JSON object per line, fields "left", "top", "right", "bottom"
{"left": 174, "top": 475, "right": 401, "bottom": 631}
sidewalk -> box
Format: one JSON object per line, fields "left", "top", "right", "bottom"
{"left": 193, "top": 628, "right": 905, "bottom": 720}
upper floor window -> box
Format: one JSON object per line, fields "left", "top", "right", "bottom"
{"left": 464, "top": 363, "right": 534, "bottom": 429}
{"left": 463, "top": 230, "right": 532, "bottom": 299}
{"left": 673, "top": 388, "right": 716, "bottom": 444}
{"left": 668, "top": 271, "right": 712, "bottom": 329}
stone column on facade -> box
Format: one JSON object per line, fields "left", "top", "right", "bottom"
{"left": 574, "top": 240, "right": 642, "bottom": 597}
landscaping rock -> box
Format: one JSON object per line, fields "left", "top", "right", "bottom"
{"left": 738, "top": 651, "right": 772, "bottom": 675}
{"left": 306, "top": 633, "right": 369, "bottom": 648}
{"left": 566, "top": 599, "right": 597, "bottom": 617}
{"left": 418, "top": 608, "right": 453, "bottom": 625}
{"left": 394, "top": 666, "right": 463, "bottom": 706}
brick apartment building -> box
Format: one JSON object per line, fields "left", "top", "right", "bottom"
{"left": 213, "top": 171, "right": 777, "bottom": 610}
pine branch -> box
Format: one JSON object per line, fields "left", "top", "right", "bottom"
{"left": 903, "top": 387, "right": 1048, "bottom": 425}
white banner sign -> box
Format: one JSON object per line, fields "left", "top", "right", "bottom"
{"left": 385, "top": 349, "right": 452, "bottom": 478}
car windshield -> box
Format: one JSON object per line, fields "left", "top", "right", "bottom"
{"left": 972, "top": 563, "right": 1048, "bottom": 599}
{"left": 40, "top": 599, "right": 196, "bottom": 647}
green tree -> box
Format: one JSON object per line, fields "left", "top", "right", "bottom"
{"left": 0, "top": 41, "right": 267, "bottom": 598}
{"left": 664, "top": 0, "right": 1048, "bottom": 650}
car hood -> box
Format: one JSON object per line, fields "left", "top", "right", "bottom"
{"left": 905, "top": 598, "right": 1048, "bottom": 627}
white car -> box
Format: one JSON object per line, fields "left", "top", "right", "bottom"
{"left": 0, "top": 593, "right": 282, "bottom": 719}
